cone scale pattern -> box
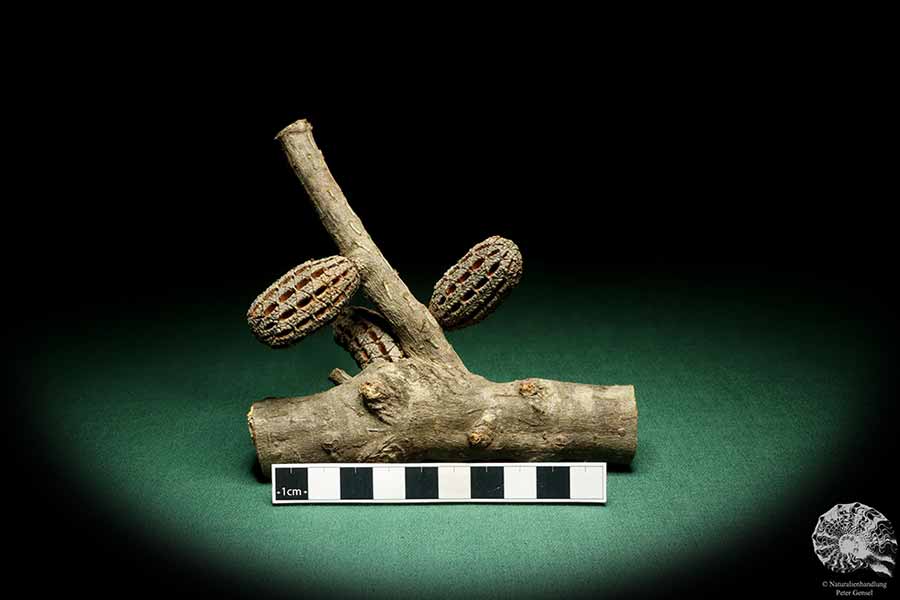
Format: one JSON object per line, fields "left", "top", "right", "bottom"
{"left": 429, "top": 236, "right": 523, "bottom": 330}
{"left": 247, "top": 256, "right": 360, "bottom": 348}
{"left": 333, "top": 306, "right": 406, "bottom": 368}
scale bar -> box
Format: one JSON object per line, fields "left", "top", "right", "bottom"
{"left": 272, "top": 462, "right": 606, "bottom": 504}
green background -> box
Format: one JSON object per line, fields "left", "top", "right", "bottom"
{"left": 27, "top": 273, "right": 886, "bottom": 598}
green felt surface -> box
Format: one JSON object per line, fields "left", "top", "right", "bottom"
{"left": 29, "top": 275, "right": 880, "bottom": 598}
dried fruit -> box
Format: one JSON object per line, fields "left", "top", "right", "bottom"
{"left": 333, "top": 306, "right": 406, "bottom": 368}
{"left": 247, "top": 256, "right": 360, "bottom": 348}
{"left": 428, "top": 236, "right": 523, "bottom": 330}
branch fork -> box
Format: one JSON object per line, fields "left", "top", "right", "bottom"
{"left": 246, "top": 119, "right": 637, "bottom": 478}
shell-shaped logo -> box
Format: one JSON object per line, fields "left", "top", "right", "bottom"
{"left": 812, "top": 502, "right": 897, "bottom": 577}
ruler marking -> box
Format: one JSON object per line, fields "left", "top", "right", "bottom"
{"left": 272, "top": 463, "right": 606, "bottom": 504}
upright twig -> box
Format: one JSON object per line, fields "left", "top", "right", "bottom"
{"left": 275, "top": 119, "right": 464, "bottom": 370}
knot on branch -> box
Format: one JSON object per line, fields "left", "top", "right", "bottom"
{"left": 539, "top": 432, "right": 570, "bottom": 448}
{"left": 468, "top": 410, "right": 497, "bottom": 448}
{"left": 360, "top": 438, "right": 407, "bottom": 462}
{"left": 359, "top": 379, "right": 405, "bottom": 425}
{"left": 519, "top": 378, "right": 550, "bottom": 415}
{"left": 518, "top": 379, "right": 542, "bottom": 397}
{"left": 321, "top": 437, "right": 341, "bottom": 457}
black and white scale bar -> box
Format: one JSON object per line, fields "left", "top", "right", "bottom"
{"left": 272, "top": 462, "right": 606, "bottom": 504}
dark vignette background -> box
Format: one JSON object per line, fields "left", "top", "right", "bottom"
{"left": 6, "top": 29, "right": 896, "bottom": 600}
